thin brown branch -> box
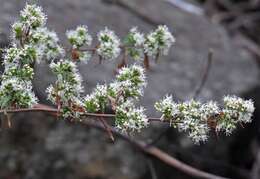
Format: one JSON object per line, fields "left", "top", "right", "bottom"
{"left": 0, "top": 104, "right": 230, "bottom": 179}
{"left": 0, "top": 105, "right": 162, "bottom": 122}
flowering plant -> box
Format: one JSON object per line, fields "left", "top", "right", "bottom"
{"left": 0, "top": 3, "right": 255, "bottom": 145}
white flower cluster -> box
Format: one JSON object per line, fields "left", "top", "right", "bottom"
{"left": 20, "top": 4, "right": 46, "bottom": 29}
{"left": 66, "top": 26, "right": 92, "bottom": 49}
{"left": 216, "top": 96, "right": 255, "bottom": 135}
{"left": 154, "top": 95, "right": 178, "bottom": 120}
{"left": 155, "top": 95, "right": 254, "bottom": 144}
{"left": 1, "top": 3, "right": 255, "bottom": 142}
{"left": 0, "top": 3, "right": 47, "bottom": 109}
{"left": 124, "top": 27, "right": 145, "bottom": 60}
{"left": 144, "top": 25, "right": 175, "bottom": 57}
{"left": 84, "top": 84, "right": 108, "bottom": 113}
{"left": 46, "top": 60, "right": 83, "bottom": 107}
{"left": 0, "top": 78, "right": 37, "bottom": 109}
{"left": 111, "top": 65, "right": 148, "bottom": 132}
{"left": 128, "top": 27, "right": 145, "bottom": 47}
{"left": 115, "top": 100, "right": 149, "bottom": 133}
{"left": 30, "top": 27, "right": 64, "bottom": 62}
{"left": 109, "top": 64, "right": 147, "bottom": 100}
{"left": 177, "top": 100, "right": 210, "bottom": 144}
{"left": 82, "top": 65, "right": 148, "bottom": 132}
{"left": 3, "top": 45, "right": 37, "bottom": 70}
{"left": 97, "top": 28, "right": 121, "bottom": 60}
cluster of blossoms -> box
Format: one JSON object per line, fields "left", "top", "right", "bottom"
{"left": 0, "top": 3, "right": 255, "bottom": 144}
{"left": 124, "top": 27, "right": 145, "bottom": 60}
{"left": 0, "top": 3, "right": 49, "bottom": 109}
{"left": 64, "top": 25, "right": 175, "bottom": 63}
{"left": 109, "top": 64, "right": 146, "bottom": 99}
{"left": 30, "top": 27, "right": 64, "bottom": 62}
{"left": 97, "top": 28, "right": 121, "bottom": 60}
{"left": 46, "top": 60, "right": 84, "bottom": 118}
{"left": 110, "top": 65, "right": 148, "bottom": 132}
{"left": 66, "top": 26, "right": 92, "bottom": 63}
{"left": 115, "top": 100, "right": 148, "bottom": 133}
{"left": 83, "top": 65, "right": 148, "bottom": 133}
{"left": 0, "top": 78, "right": 38, "bottom": 109}
{"left": 144, "top": 25, "right": 176, "bottom": 57}
{"left": 19, "top": 4, "right": 46, "bottom": 29}
{"left": 216, "top": 96, "right": 255, "bottom": 135}
{"left": 84, "top": 84, "right": 108, "bottom": 113}
{"left": 155, "top": 95, "right": 254, "bottom": 144}
{"left": 66, "top": 26, "right": 92, "bottom": 48}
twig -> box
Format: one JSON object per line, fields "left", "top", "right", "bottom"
{"left": 193, "top": 49, "right": 213, "bottom": 99}
{"left": 0, "top": 106, "right": 162, "bottom": 122}
{"left": 0, "top": 104, "right": 230, "bottom": 179}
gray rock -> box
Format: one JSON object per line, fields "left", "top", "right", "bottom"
{"left": 0, "top": 0, "right": 258, "bottom": 178}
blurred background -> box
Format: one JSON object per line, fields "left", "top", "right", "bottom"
{"left": 0, "top": 0, "right": 259, "bottom": 178}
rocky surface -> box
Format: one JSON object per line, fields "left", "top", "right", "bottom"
{"left": 0, "top": 0, "right": 259, "bottom": 179}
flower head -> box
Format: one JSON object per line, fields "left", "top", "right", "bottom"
{"left": 66, "top": 25, "right": 92, "bottom": 48}
{"left": 124, "top": 27, "right": 145, "bottom": 60}
{"left": 47, "top": 60, "right": 83, "bottom": 106}
{"left": 154, "top": 95, "right": 178, "bottom": 120}
{"left": 0, "top": 78, "right": 38, "bottom": 108}
{"left": 144, "top": 25, "right": 175, "bottom": 57}
{"left": 176, "top": 100, "right": 209, "bottom": 144}
{"left": 4, "top": 45, "right": 38, "bottom": 67}
{"left": 200, "top": 101, "right": 219, "bottom": 120}
{"left": 109, "top": 65, "right": 146, "bottom": 100}
{"left": 97, "top": 27, "right": 121, "bottom": 60}
{"left": 216, "top": 96, "right": 255, "bottom": 135}
{"left": 84, "top": 84, "right": 108, "bottom": 113}
{"left": 30, "top": 27, "right": 64, "bottom": 62}
{"left": 115, "top": 100, "right": 149, "bottom": 133}
{"left": 20, "top": 4, "right": 47, "bottom": 29}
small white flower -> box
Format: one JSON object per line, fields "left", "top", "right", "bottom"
{"left": 97, "top": 27, "right": 121, "bottom": 60}
{"left": 223, "top": 95, "right": 254, "bottom": 123}
{"left": 109, "top": 65, "right": 146, "bottom": 99}
{"left": 47, "top": 60, "right": 84, "bottom": 107}
{"left": 4, "top": 44, "right": 38, "bottom": 68}
{"left": 84, "top": 94, "right": 100, "bottom": 113}
{"left": 127, "top": 27, "right": 145, "bottom": 47}
{"left": 20, "top": 4, "right": 47, "bottom": 29}
{"left": 200, "top": 101, "right": 219, "bottom": 120}
{"left": 144, "top": 25, "right": 175, "bottom": 57}
{"left": 66, "top": 25, "right": 92, "bottom": 48}
{"left": 115, "top": 100, "right": 149, "bottom": 133}
{"left": 216, "top": 96, "right": 255, "bottom": 135}
{"left": 0, "top": 78, "right": 38, "bottom": 108}
{"left": 31, "top": 27, "right": 64, "bottom": 62}
{"left": 154, "top": 95, "right": 179, "bottom": 120}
